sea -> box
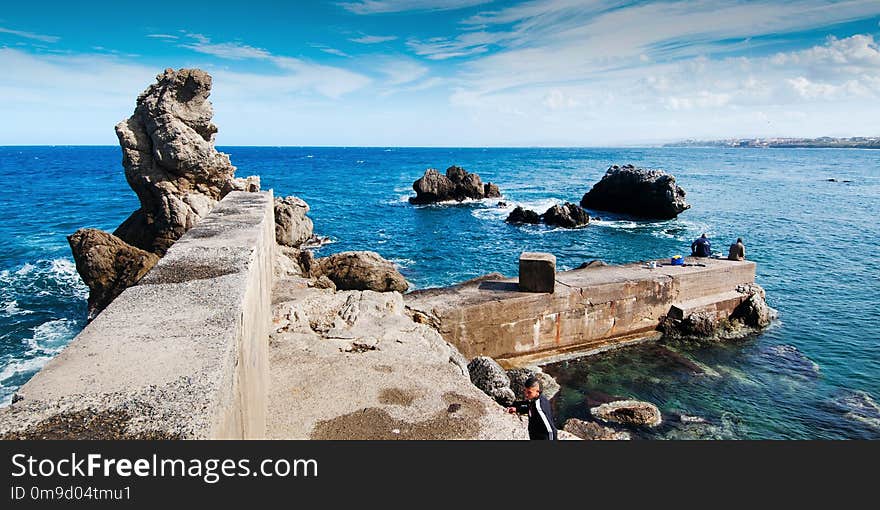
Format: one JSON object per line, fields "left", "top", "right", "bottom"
{"left": 1, "top": 145, "right": 878, "bottom": 439}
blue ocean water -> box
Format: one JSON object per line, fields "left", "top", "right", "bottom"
{"left": 1, "top": 146, "right": 878, "bottom": 439}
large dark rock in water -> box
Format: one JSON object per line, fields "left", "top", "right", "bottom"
{"left": 410, "top": 166, "right": 502, "bottom": 204}
{"left": 314, "top": 251, "right": 408, "bottom": 293}
{"left": 580, "top": 164, "right": 690, "bottom": 219}
{"left": 467, "top": 356, "right": 515, "bottom": 406}
{"left": 506, "top": 206, "right": 541, "bottom": 224}
{"left": 68, "top": 229, "right": 160, "bottom": 319}
{"left": 542, "top": 202, "right": 590, "bottom": 228}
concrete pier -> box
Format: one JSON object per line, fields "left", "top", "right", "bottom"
{"left": 0, "top": 191, "right": 275, "bottom": 439}
{"left": 405, "top": 258, "right": 757, "bottom": 366}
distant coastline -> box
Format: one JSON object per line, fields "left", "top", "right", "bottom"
{"left": 664, "top": 136, "right": 880, "bottom": 149}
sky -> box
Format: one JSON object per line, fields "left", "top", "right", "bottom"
{"left": 2, "top": 0, "right": 880, "bottom": 146}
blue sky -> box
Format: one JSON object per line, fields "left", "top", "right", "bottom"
{"left": 2, "top": 0, "right": 880, "bottom": 146}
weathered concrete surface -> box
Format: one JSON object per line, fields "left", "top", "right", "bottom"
{"left": 0, "top": 191, "right": 274, "bottom": 439}
{"left": 518, "top": 252, "right": 556, "bottom": 293}
{"left": 266, "top": 284, "right": 527, "bottom": 440}
{"left": 405, "top": 258, "right": 757, "bottom": 366}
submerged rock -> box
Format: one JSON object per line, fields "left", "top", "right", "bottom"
{"left": 580, "top": 164, "right": 690, "bottom": 219}
{"left": 113, "top": 68, "right": 238, "bottom": 255}
{"left": 467, "top": 356, "right": 516, "bottom": 406}
{"left": 68, "top": 229, "right": 160, "bottom": 319}
{"left": 314, "top": 251, "right": 408, "bottom": 293}
{"left": 274, "top": 196, "right": 314, "bottom": 247}
{"left": 410, "top": 166, "right": 501, "bottom": 204}
{"left": 563, "top": 418, "right": 631, "bottom": 440}
{"left": 590, "top": 399, "right": 662, "bottom": 427}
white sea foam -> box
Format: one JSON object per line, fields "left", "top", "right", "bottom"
{"left": 0, "top": 356, "right": 53, "bottom": 384}
{"left": 470, "top": 197, "right": 562, "bottom": 221}
{"left": 25, "top": 318, "right": 77, "bottom": 355}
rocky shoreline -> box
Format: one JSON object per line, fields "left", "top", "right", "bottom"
{"left": 36, "top": 68, "right": 778, "bottom": 440}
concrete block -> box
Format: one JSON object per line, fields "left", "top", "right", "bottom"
{"left": 518, "top": 252, "right": 556, "bottom": 293}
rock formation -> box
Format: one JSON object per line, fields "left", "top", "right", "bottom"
{"left": 311, "top": 251, "right": 408, "bottom": 293}
{"left": 580, "top": 164, "right": 690, "bottom": 219}
{"left": 658, "top": 283, "right": 777, "bottom": 341}
{"left": 113, "top": 68, "right": 239, "bottom": 255}
{"left": 67, "top": 229, "right": 160, "bottom": 320}
{"left": 563, "top": 418, "right": 631, "bottom": 440}
{"left": 541, "top": 202, "right": 590, "bottom": 228}
{"left": 506, "top": 206, "right": 541, "bottom": 224}
{"left": 506, "top": 202, "right": 590, "bottom": 228}
{"left": 467, "top": 356, "right": 516, "bottom": 406}
{"left": 507, "top": 367, "right": 560, "bottom": 399}
{"left": 274, "top": 196, "right": 314, "bottom": 247}
{"left": 590, "top": 400, "right": 663, "bottom": 427}
{"left": 409, "top": 166, "right": 502, "bottom": 204}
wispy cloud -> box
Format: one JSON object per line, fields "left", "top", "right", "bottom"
{"left": 146, "top": 34, "right": 179, "bottom": 40}
{"left": 312, "top": 44, "right": 351, "bottom": 57}
{"left": 338, "top": 0, "right": 491, "bottom": 15}
{"left": 0, "top": 26, "right": 60, "bottom": 43}
{"left": 180, "top": 33, "right": 271, "bottom": 60}
{"left": 350, "top": 34, "right": 398, "bottom": 44}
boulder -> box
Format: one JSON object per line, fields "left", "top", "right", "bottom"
{"left": 507, "top": 367, "right": 560, "bottom": 400}
{"left": 733, "top": 285, "right": 776, "bottom": 328}
{"left": 467, "top": 356, "right": 516, "bottom": 406}
{"left": 563, "top": 418, "right": 631, "bottom": 440}
{"left": 590, "top": 399, "right": 662, "bottom": 427}
{"left": 67, "top": 229, "right": 160, "bottom": 320}
{"left": 314, "top": 251, "right": 408, "bottom": 293}
{"left": 542, "top": 202, "right": 590, "bottom": 228}
{"left": 580, "top": 164, "right": 690, "bottom": 219}
{"left": 113, "top": 68, "right": 238, "bottom": 255}
{"left": 410, "top": 166, "right": 501, "bottom": 204}
{"left": 274, "top": 196, "right": 314, "bottom": 247}
{"left": 506, "top": 206, "right": 541, "bottom": 224}
{"left": 229, "top": 175, "right": 261, "bottom": 193}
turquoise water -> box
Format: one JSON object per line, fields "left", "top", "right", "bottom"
{"left": 1, "top": 146, "right": 878, "bottom": 439}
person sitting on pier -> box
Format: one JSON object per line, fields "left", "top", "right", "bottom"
{"left": 507, "top": 376, "right": 557, "bottom": 440}
{"left": 728, "top": 237, "right": 746, "bottom": 261}
{"left": 691, "top": 233, "right": 712, "bottom": 258}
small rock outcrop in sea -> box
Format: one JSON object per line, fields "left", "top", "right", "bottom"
{"left": 580, "top": 164, "right": 690, "bottom": 219}
{"left": 506, "top": 202, "right": 590, "bottom": 228}
{"left": 409, "top": 166, "right": 502, "bottom": 204}
{"left": 507, "top": 367, "right": 560, "bottom": 400}
{"left": 67, "top": 229, "right": 160, "bottom": 319}
{"left": 312, "top": 251, "right": 408, "bottom": 293}
{"left": 563, "top": 418, "right": 631, "bottom": 440}
{"left": 467, "top": 356, "right": 516, "bottom": 406}
{"left": 659, "top": 283, "right": 777, "bottom": 341}
{"left": 506, "top": 206, "right": 541, "bottom": 224}
{"left": 274, "top": 196, "right": 315, "bottom": 247}
{"left": 590, "top": 400, "right": 663, "bottom": 427}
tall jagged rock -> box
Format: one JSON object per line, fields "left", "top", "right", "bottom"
{"left": 113, "top": 68, "right": 238, "bottom": 255}
{"left": 68, "top": 229, "right": 160, "bottom": 319}
{"left": 581, "top": 164, "right": 690, "bottom": 219}
{"left": 274, "top": 196, "right": 314, "bottom": 247}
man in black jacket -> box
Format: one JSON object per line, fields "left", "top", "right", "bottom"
{"left": 507, "top": 376, "right": 557, "bottom": 440}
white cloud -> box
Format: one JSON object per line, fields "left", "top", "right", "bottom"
{"left": 180, "top": 33, "right": 271, "bottom": 60}
{"left": 350, "top": 34, "right": 398, "bottom": 44}
{"left": 0, "top": 26, "right": 60, "bottom": 43}
{"left": 338, "top": 0, "right": 491, "bottom": 15}
{"left": 146, "top": 34, "right": 179, "bottom": 40}
{"left": 379, "top": 59, "right": 429, "bottom": 85}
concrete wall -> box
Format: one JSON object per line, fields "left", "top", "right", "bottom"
{"left": 406, "top": 259, "right": 756, "bottom": 366}
{"left": 0, "top": 191, "right": 275, "bottom": 439}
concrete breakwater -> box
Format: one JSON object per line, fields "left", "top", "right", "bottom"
{"left": 405, "top": 258, "right": 759, "bottom": 367}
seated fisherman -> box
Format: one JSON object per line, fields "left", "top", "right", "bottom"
{"left": 691, "top": 233, "right": 712, "bottom": 258}
{"left": 728, "top": 237, "right": 746, "bottom": 261}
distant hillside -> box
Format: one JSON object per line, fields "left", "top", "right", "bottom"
{"left": 664, "top": 137, "right": 880, "bottom": 149}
